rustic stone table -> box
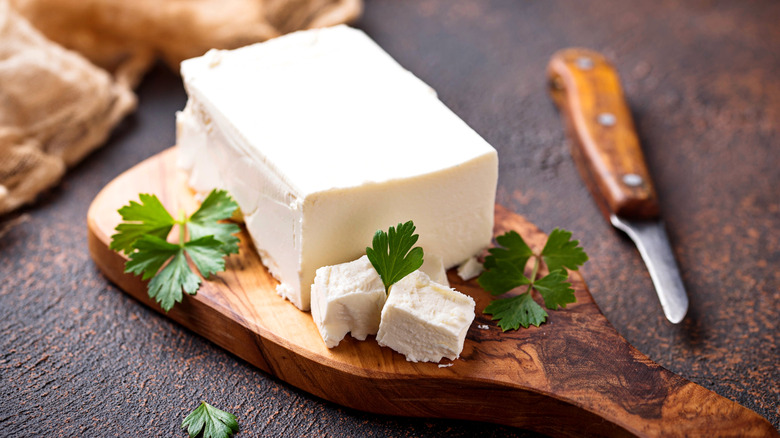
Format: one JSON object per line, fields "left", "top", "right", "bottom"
{"left": 1, "top": 1, "right": 777, "bottom": 436}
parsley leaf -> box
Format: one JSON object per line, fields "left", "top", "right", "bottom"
{"left": 110, "top": 189, "right": 240, "bottom": 312}
{"left": 541, "top": 228, "right": 588, "bottom": 273}
{"left": 110, "top": 194, "right": 175, "bottom": 255}
{"left": 182, "top": 401, "right": 239, "bottom": 438}
{"left": 125, "top": 235, "right": 181, "bottom": 281}
{"left": 483, "top": 293, "right": 548, "bottom": 330}
{"left": 533, "top": 269, "right": 576, "bottom": 309}
{"left": 483, "top": 230, "right": 533, "bottom": 270}
{"left": 476, "top": 259, "right": 531, "bottom": 296}
{"left": 478, "top": 228, "right": 587, "bottom": 330}
{"left": 147, "top": 249, "right": 200, "bottom": 311}
{"left": 185, "top": 236, "right": 228, "bottom": 277}
{"left": 366, "top": 221, "right": 424, "bottom": 291}
{"left": 188, "top": 190, "right": 241, "bottom": 255}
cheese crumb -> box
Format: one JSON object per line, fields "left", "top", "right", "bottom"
{"left": 420, "top": 253, "right": 449, "bottom": 287}
{"left": 457, "top": 256, "right": 484, "bottom": 281}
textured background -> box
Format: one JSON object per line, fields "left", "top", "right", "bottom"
{"left": 1, "top": 0, "right": 778, "bottom": 436}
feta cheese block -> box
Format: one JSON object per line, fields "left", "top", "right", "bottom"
{"left": 376, "top": 271, "right": 475, "bottom": 363}
{"left": 176, "top": 25, "right": 499, "bottom": 311}
{"left": 311, "top": 255, "right": 386, "bottom": 348}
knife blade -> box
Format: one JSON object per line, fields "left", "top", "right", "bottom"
{"left": 546, "top": 48, "right": 689, "bottom": 323}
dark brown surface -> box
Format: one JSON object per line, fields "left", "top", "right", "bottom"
{"left": 1, "top": 1, "right": 778, "bottom": 436}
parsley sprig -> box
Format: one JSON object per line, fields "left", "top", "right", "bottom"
{"left": 479, "top": 229, "right": 588, "bottom": 330}
{"left": 182, "top": 401, "right": 239, "bottom": 438}
{"left": 366, "top": 221, "right": 424, "bottom": 292}
{"left": 109, "top": 189, "right": 240, "bottom": 311}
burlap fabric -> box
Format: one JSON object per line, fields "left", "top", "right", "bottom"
{"left": 0, "top": 1, "right": 136, "bottom": 215}
{"left": 0, "top": 0, "right": 361, "bottom": 215}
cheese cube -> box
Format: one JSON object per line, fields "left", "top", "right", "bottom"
{"left": 177, "top": 25, "right": 498, "bottom": 310}
{"left": 376, "top": 271, "right": 475, "bottom": 363}
{"left": 310, "top": 255, "right": 386, "bottom": 348}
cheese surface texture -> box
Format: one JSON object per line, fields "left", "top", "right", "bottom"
{"left": 177, "top": 25, "right": 498, "bottom": 310}
{"left": 310, "top": 255, "right": 386, "bottom": 348}
{"left": 376, "top": 271, "right": 475, "bottom": 363}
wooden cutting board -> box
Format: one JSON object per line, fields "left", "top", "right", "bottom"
{"left": 87, "top": 147, "right": 776, "bottom": 437}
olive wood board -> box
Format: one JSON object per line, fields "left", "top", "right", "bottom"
{"left": 87, "top": 148, "right": 777, "bottom": 437}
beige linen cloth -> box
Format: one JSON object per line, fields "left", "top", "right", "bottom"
{"left": 0, "top": 0, "right": 361, "bottom": 215}
{"left": 0, "top": 1, "right": 136, "bottom": 215}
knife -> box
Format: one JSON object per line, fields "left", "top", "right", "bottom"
{"left": 546, "top": 48, "right": 689, "bottom": 323}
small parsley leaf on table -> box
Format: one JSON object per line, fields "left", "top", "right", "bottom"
{"left": 479, "top": 228, "right": 588, "bottom": 331}
{"left": 110, "top": 189, "right": 239, "bottom": 312}
{"left": 366, "top": 220, "right": 424, "bottom": 292}
{"left": 182, "top": 401, "right": 239, "bottom": 438}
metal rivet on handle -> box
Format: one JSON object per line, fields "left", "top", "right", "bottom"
{"left": 623, "top": 173, "right": 644, "bottom": 187}
{"left": 576, "top": 57, "right": 594, "bottom": 70}
{"left": 598, "top": 112, "right": 616, "bottom": 126}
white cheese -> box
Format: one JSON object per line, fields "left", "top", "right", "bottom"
{"left": 456, "top": 256, "right": 484, "bottom": 281}
{"left": 310, "top": 255, "right": 386, "bottom": 348}
{"left": 177, "top": 25, "right": 498, "bottom": 311}
{"left": 420, "top": 254, "right": 449, "bottom": 287}
{"left": 376, "top": 271, "right": 475, "bottom": 363}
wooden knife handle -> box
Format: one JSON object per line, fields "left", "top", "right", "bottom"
{"left": 548, "top": 48, "right": 660, "bottom": 220}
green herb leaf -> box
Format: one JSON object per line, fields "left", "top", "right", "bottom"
{"left": 124, "top": 235, "right": 180, "bottom": 281}
{"left": 184, "top": 236, "right": 227, "bottom": 278}
{"left": 110, "top": 194, "right": 175, "bottom": 255}
{"left": 188, "top": 189, "right": 241, "bottom": 255}
{"left": 479, "top": 228, "right": 587, "bottom": 330}
{"left": 534, "top": 269, "right": 576, "bottom": 310}
{"left": 477, "top": 260, "right": 531, "bottom": 296}
{"left": 182, "top": 401, "right": 239, "bottom": 438}
{"left": 366, "top": 221, "right": 424, "bottom": 291}
{"left": 483, "top": 230, "right": 533, "bottom": 270}
{"left": 124, "top": 235, "right": 223, "bottom": 311}
{"left": 541, "top": 228, "right": 588, "bottom": 273}
{"left": 484, "top": 293, "right": 548, "bottom": 330}
{"left": 112, "top": 190, "right": 240, "bottom": 312}
{"left": 147, "top": 249, "right": 200, "bottom": 311}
